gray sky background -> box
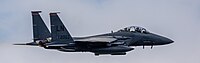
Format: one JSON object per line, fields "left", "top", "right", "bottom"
{"left": 0, "top": 0, "right": 200, "bottom": 63}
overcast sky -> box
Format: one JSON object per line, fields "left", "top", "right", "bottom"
{"left": 0, "top": 0, "right": 200, "bottom": 63}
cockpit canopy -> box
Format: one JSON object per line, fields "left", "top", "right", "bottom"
{"left": 117, "top": 26, "right": 149, "bottom": 33}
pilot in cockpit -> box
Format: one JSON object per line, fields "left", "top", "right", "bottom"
{"left": 117, "top": 26, "right": 149, "bottom": 34}
{"left": 135, "top": 27, "right": 141, "bottom": 33}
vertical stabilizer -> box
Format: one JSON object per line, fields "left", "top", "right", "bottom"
{"left": 32, "top": 11, "right": 51, "bottom": 42}
{"left": 50, "top": 12, "right": 74, "bottom": 43}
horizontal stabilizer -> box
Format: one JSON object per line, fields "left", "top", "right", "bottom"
{"left": 13, "top": 42, "right": 38, "bottom": 46}
{"left": 13, "top": 43, "right": 28, "bottom": 45}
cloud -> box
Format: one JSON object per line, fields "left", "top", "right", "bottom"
{"left": 0, "top": 0, "right": 200, "bottom": 63}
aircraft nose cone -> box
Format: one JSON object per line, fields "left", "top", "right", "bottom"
{"left": 151, "top": 33, "right": 174, "bottom": 45}
{"left": 163, "top": 38, "right": 174, "bottom": 44}
{"left": 159, "top": 35, "right": 174, "bottom": 45}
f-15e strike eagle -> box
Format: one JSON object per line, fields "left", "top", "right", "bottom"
{"left": 15, "top": 11, "right": 173, "bottom": 56}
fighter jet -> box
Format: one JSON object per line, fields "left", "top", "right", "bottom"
{"left": 15, "top": 11, "right": 173, "bottom": 56}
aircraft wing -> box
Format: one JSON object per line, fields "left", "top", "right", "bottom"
{"left": 74, "top": 35, "right": 131, "bottom": 43}
{"left": 73, "top": 36, "right": 132, "bottom": 47}
{"left": 74, "top": 36, "right": 117, "bottom": 43}
{"left": 73, "top": 36, "right": 116, "bottom": 47}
